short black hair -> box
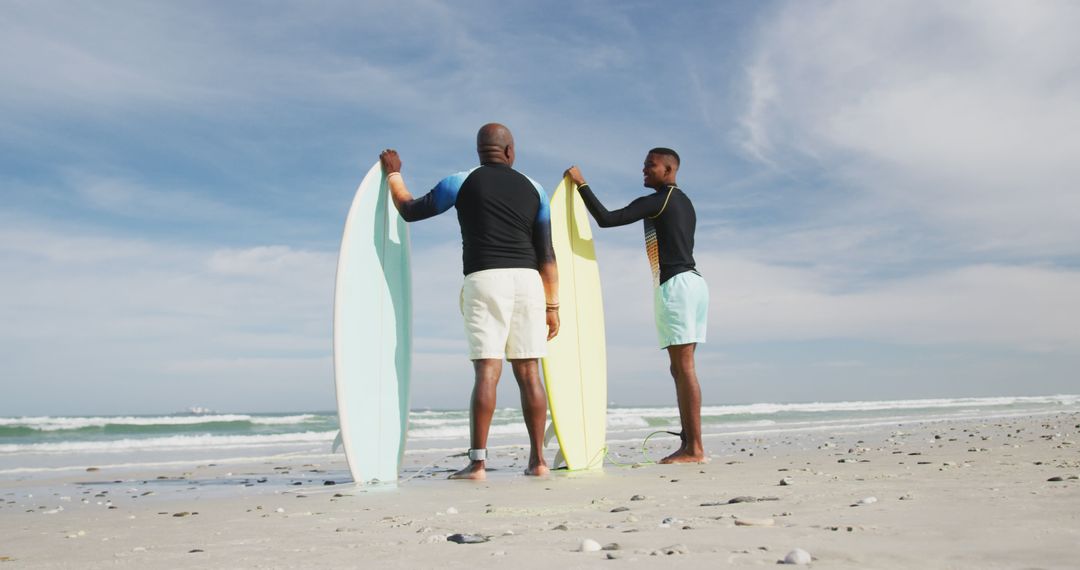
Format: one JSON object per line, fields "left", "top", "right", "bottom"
{"left": 648, "top": 147, "right": 680, "bottom": 166}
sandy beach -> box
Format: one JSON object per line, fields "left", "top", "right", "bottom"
{"left": 3, "top": 411, "right": 1078, "bottom": 569}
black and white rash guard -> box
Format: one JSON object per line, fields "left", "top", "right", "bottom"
{"left": 398, "top": 163, "right": 555, "bottom": 276}
{"left": 577, "top": 184, "right": 698, "bottom": 286}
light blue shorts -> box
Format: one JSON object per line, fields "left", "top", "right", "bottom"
{"left": 653, "top": 271, "right": 709, "bottom": 349}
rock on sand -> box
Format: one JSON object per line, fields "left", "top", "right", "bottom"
{"left": 734, "top": 517, "right": 775, "bottom": 527}
{"left": 783, "top": 548, "right": 812, "bottom": 564}
{"left": 579, "top": 539, "right": 601, "bottom": 552}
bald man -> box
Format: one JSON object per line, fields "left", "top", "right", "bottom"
{"left": 565, "top": 149, "right": 709, "bottom": 464}
{"left": 380, "top": 124, "right": 559, "bottom": 480}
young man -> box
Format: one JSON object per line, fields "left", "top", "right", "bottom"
{"left": 379, "top": 123, "right": 559, "bottom": 479}
{"left": 565, "top": 148, "right": 708, "bottom": 463}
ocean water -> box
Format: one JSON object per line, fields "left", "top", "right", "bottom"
{"left": 2, "top": 394, "right": 1077, "bottom": 478}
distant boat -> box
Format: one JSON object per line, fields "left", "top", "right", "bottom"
{"left": 187, "top": 406, "right": 214, "bottom": 415}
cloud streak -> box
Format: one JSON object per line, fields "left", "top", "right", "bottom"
{"left": 739, "top": 0, "right": 1080, "bottom": 257}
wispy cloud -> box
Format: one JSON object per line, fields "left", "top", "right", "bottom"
{"left": 738, "top": 0, "right": 1080, "bottom": 257}
{"left": 66, "top": 172, "right": 250, "bottom": 223}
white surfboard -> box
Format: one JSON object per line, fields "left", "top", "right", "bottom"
{"left": 333, "top": 162, "right": 412, "bottom": 484}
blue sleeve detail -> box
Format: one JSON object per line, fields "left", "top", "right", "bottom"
{"left": 527, "top": 176, "right": 556, "bottom": 265}
{"left": 527, "top": 176, "right": 550, "bottom": 223}
{"left": 398, "top": 169, "right": 472, "bottom": 222}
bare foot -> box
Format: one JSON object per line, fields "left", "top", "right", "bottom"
{"left": 448, "top": 461, "right": 486, "bottom": 480}
{"left": 524, "top": 462, "right": 549, "bottom": 477}
{"left": 659, "top": 448, "right": 707, "bottom": 464}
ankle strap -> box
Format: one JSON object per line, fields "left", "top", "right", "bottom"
{"left": 467, "top": 448, "right": 487, "bottom": 461}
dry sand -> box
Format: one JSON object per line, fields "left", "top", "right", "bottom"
{"left": 2, "top": 412, "right": 1078, "bottom": 569}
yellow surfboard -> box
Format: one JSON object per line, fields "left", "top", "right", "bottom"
{"left": 542, "top": 176, "right": 607, "bottom": 470}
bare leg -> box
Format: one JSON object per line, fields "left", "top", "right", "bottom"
{"left": 660, "top": 343, "right": 706, "bottom": 464}
{"left": 450, "top": 359, "right": 501, "bottom": 480}
{"left": 510, "top": 358, "right": 550, "bottom": 476}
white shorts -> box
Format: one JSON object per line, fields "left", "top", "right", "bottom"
{"left": 460, "top": 268, "right": 547, "bottom": 360}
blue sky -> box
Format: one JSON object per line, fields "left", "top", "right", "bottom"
{"left": 2, "top": 1, "right": 1078, "bottom": 416}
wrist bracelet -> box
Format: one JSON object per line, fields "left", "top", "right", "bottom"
{"left": 387, "top": 172, "right": 402, "bottom": 181}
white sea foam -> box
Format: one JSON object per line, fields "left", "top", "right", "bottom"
{"left": 407, "top": 417, "right": 468, "bottom": 427}
{"left": 606, "top": 415, "right": 652, "bottom": 428}
{"left": 0, "top": 431, "right": 335, "bottom": 455}
{"left": 608, "top": 394, "right": 1080, "bottom": 418}
{"left": 407, "top": 422, "right": 527, "bottom": 440}
{"left": 248, "top": 414, "right": 320, "bottom": 425}
{"left": 0, "top": 414, "right": 320, "bottom": 431}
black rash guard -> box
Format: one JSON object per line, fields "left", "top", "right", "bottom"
{"left": 398, "top": 163, "right": 555, "bottom": 276}
{"left": 577, "top": 183, "right": 698, "bottom": 286}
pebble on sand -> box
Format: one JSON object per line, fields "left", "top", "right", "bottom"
{"left": 654, "top": 544, "right": 688, "bottom": 555}
{"left": 727, "top": 496, "right": 778, "bottom": 504}
{"left": 579, "top": 539, "right": 601, "bottom": 552}
{"left": 783, "top": 548, "right": 813, "bottom": 564}
{"left": 734, "top": 518, "right": 775, "bottom": 527}
{"left": 853, "top": 496, "right": 878, "bottom": 506}
{"left": 447, "top": 534, "right": 490, "bottom": 544}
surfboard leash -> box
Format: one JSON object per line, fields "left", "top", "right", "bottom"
{"left": 599, "top": 430, "right": 685, "bottom": 468}
{"left": 640, "top": 430, "right": 685, "bottom": 464}
{"left": 602, "top": 445, "right": 640, "bottom": 467}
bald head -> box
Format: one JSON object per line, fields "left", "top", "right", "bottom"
{"left": 476, "top": 123, "right": 515, "bottom": 166}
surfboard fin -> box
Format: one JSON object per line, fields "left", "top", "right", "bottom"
{"left": 331, "top": 430, "right": 343, "bottom": 453}
{"left": 553, "top": 448, "right": 566, "bottom": 469}
{"left": 543, "top": 422, "right": 557, "bottom": 447}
